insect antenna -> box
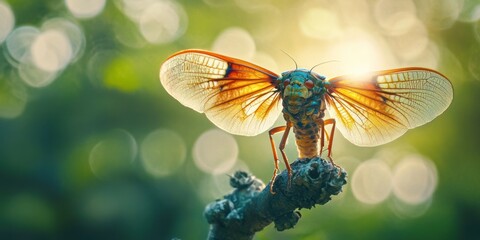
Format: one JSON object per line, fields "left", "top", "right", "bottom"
{"left": 309, "top": 60, "right": 341, "bottom": 73}
{"left": 280, "top": 50, "right": 298, "bottom": 70}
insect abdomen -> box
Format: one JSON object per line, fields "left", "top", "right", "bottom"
{"left": 293, "top": 122, "right": 320, "bottom": 159}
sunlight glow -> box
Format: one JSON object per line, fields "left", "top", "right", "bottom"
{"left": 329, "top": 29, "right": 395, "bottom": 75}
{"left": 299, "top": 8, "right": 341, "bottom": 40}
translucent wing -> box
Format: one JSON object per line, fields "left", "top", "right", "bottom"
{"left": 160, "top": 49, "right": 282, "bottom": 136}
{"left": 324, "top": 67, "right": 453, "bottom": 146}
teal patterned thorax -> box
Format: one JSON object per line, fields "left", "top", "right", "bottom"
{"left": 277, "top": 69, "right": 328, "bottom": 158}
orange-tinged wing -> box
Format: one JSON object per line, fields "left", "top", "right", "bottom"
{"left": 160, "top": 49, "right": 282, "bottom": 136}
{"left": 324, "top": 67, "right": 453, "bottom": 146}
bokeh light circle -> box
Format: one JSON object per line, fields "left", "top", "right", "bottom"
{"left": 138, "top": 0, "right": 188, "bottom": 44}
{"left": 0, "top": 1, "right": 14, "bottom": 44}
{"left": 374, "top": 0, "right": 417, "bottom": 36}
{"left": 5, "top": 26, "right": 40, "bottom": 65}
{"left": 140, "top": 129, "right": 187, "bottom": 177}
{"left": 416, "top": 0, "right": 462, "bottom": 30}
{"left": 65, "top": 0, "right": 106, "bottom": 19}
{"left": 391, "top": 197, "right": 433, "bottom": 218}
{"left": 193, "top": 129, "right": 238, "bottom": 175}
{"left": 41, "top": 18, "right": 86, "bottom": 63}
{"left": 18, "top": 59, "right": 59, "bottom": 88}
{"left": 86, "top": 50, "right": 117, "bottom": 86}
{"left": 404, "top": 41, "right": 440, "bottom": 69}
{"left": 115, "top": 0, "right": 157, "bottom": 22}
{"left": 212, "top": 27, "right": 256, "bottom": 61}
{"left": 249, "top": 5, "right": 281, "bottom": 42}
{"left": 11, "top": 18, "right": 86, "bottom": 88}
{"left": 392, "top": 155, "right": 438, "bottom": 204}
{"left": 89, "top": 129, "right": 137, "bottom": 179}
{"left": 389, "top": 21, "right": 429, "bottom": 61}
{"left": 31, "top": 29, "right": 72, "bottom": 72}
{"left": 351, "top": 159, "right": 392, "bottom": 204}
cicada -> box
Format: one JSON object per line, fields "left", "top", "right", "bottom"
{"left": 159, "top": 49, "right": 453, "bottom": 192}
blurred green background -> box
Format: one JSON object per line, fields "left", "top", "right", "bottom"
{"left": 1, "top": 0, "right": 480, "bottom": 239}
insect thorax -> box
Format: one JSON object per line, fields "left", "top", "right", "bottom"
{"left": 282, "top": 90, "right": 326, "bottom": 158}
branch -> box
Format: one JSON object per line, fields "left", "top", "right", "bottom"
{"left": 204, "top": 157, "right": 347, "bottom": 240}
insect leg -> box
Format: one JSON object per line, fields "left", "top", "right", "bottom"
{"left": 323, "top": 118, "right": 339, "bottom": 167}
{"left": 319, "top": 119, "right": 325, "bottom": 156}
{"left": 279, "top": 123, "right": 292, "bottom": 188}
{"left": 268, "top": 123, "right": 291, "bottom": 194}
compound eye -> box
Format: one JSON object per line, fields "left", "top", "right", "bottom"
{"left": 283, "top": 79, "right": 291, "bottom": 87}
{"left": 305, "top": 79, "right": 314, "bottom": 89}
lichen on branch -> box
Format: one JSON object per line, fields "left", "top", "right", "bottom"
{"left": 204, "top": 157, "right": 347, "bottom": 240}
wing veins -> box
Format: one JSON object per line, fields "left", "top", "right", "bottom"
{"left": 328, "top": 89, "right": 406, "bottom": 127}
{"left": 206, "top": 85, "right": 276, "bottom": 111}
